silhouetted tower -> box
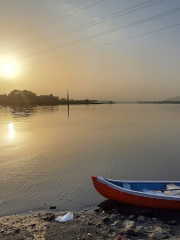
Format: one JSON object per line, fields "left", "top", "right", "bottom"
{"left": 67, "top": 89, "right": 69, "bottom": 118}
{"left": 67, "top": 89, "right": 69, "bottom": 102}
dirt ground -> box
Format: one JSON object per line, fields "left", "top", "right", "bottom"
{"left": 1, "top": 202, "right": 180, "bottom": 239}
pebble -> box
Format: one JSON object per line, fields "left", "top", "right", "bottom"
{"left": 102, "top": 217, "right": 111, "bottom": 225}
{"left": 137, "top": 215, "right": 146, "bottom": 222}
{"left": 111, "top": 220, "right": 122, "bottom": 227}
{"left": 168, "top": 220, "right": 177, "bottom": 225}
{"left": 150, "top": 232, "right": 168, "bottom": 239}
{"left": 128, "top": 215, "right": 135, "bottom": 220}
{"left": 49, "top": 206, "right": 56, "bottom": 210}
{"left": 122, "top": 220, "right": 135, "bottom": 229}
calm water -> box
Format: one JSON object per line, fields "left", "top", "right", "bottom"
{"left": 1, "top": 104, "right": 180, "bottom": 216}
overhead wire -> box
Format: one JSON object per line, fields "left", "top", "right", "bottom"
{"left": 0, "top": 0, "right": 166, "bottom": 56}
{"left": 0, "top": 0, "right": 106, "bottom": 43}
{"left": 8, "top": 7, "right": 180, "bottom": 62}
{"left": 20, "top": 23, "right": 180, "bottom": 67}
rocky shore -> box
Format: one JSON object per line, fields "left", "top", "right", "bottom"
{"left": 1, "top": 202, "right": 180, "bottom": 240}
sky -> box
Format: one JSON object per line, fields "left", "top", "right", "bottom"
{"left": 0, "top": 0, "right": 180, "bottom": 101}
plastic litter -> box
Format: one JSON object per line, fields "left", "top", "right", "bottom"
{"left": 141, "top": 189, "right": 163, "bottom": 195}
{"left": 55, "top": 212, "right": 73, "bottom": 222}
{"left": 117, "top": 236, "right": 122, "bottom": 239}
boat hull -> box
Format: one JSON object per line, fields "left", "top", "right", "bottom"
{"left": 92, "top": 176, "right": 180, "bottom": 209}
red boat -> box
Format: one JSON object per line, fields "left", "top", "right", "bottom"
{"left": 92, "top": 176, "right": 180, "bottom": 209}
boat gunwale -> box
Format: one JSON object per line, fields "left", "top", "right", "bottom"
{"left": 106, "top": 178, "right": 180, "bottom": 184}
{"left": 97, "top": 177, "right": 180, "bottom": 201}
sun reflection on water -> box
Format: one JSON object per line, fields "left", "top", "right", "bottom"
{"left": 8, "top": 122, "right": 15, "bottom": 139}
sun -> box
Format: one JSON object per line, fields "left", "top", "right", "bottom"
{"left": 0, "top": 62, "right": 18, "bottom": 77}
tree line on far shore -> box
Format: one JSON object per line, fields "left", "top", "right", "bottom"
{"left": 0, "top": 90, "right": 109, "bottom": 106}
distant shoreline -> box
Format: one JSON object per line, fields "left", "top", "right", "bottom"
{"left": 137, "top": 101, "right": 180, "bottom": 104}
{"left": 0, "top": 101, "right": 114, "bottom": 107}
{"left": 1, "top": 101, "right": 180, "bottom": 107}
{"left": 0, "top": 90, "right": 115, "bottom": 107}
{"left": 117, "top": 101, "right": 180, "bottom": 104}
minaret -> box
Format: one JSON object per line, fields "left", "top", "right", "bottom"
{"left": 67, "top": 89, "right": 69, "bottom": 102}
{"left": 67, "top": 89, "right": 69, "bottom": 118}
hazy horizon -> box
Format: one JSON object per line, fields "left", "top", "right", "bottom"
{"left": 0, "top": 0, "right": 180, "bottom": 101}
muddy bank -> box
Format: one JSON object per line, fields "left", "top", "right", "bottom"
{"left": 1, "top": 202, "right": 180, "bottom": 239}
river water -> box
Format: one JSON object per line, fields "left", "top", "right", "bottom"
{"left": 0, "top": 104, "right": 180, "bottom": 216}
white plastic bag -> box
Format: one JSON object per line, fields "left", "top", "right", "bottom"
{"left": 55, "top": 212, "right": 73, "bottom": 222}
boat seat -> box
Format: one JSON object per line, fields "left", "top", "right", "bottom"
{"left": 123, "top": 183, "right": 131, "bottom": 190}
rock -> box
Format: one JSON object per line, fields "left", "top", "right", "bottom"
{"left": 108, "top": 229, "right": 116, "bottom": 237}
{"left": 94, "top": 207, "right": 101, "bottom": 213}
{"left": 13, "top": 228, "right": 20, "bottom": 234}
{"left": 142, "top": 226, "right": 152, "bottom": 233}
{"left": 152, "top": 218, "right": 158, "bottom": 223}
{"left": 154, "top": 227, "right": 163, "bottom": 232}
{"left": 120, "top": 215, "right": 125, "bottom": 220}
{"left": 111, "top": 214, "right": 120, "bottom": 221}
{"left": 96, "top": 223, "right": 101, "bottom": 228}
{"left": 138, "top": 231, "right": 149, "bottom": 239}
{"left": 88, "top": 221, "right": 93, "bottom": 226}
{"left": 113, "top": 207, "right": 120, "bottom": 214}
{"left": 135, "top": 226, "right": 144, "bottom": 232}
{"left": 135, "top": 226, "right": 149, "bottom": 238}
{"left": 128, "top": 215, "right": 135, "bottom": 220}
{"left": 168, "top": 220, "right": 177, "bottom": 226}
{"left": 30, "top": 223, "right": 36, "bottom": 228}
{"left": 107, "top": 210, "right": 113, "bottom": 214}
{"left": 111, "top": 220, "right": 122, "bottom": 227}
{"left": 141, "top": 210, "right": 156, "bottom": 218}
{"left": 5, "top": 230, "right": 12, "bottom": 235}
{"left": 42, "top": 213, "right": 55, "bottom": 221}
{"left": 137, "top": 215, "right": 146, "bottom": 222}
{"left": 122, "top": 220, "right": 135, "bottom": 229}
{"left": 147, "top": 218, "right": 154, "bottom": 224}
{"left": 169, "top": 226, "right": 180, "bottom": 235}
{"left": 150, "top": 232, "right": 168, "bottom": 239}
{"left": 49, "top": 206, "right": 56, "bottom": 210}
{"left": 108, "top": 229, "right": 116, "bottom": 234}
{"left": 80, "top": 215, "right": 86, "bottom": 220}
{"left": 102, "top": 217, "right": 111, "bottom": 225}
{"left": 126, "top": 229, "right": 139, "bottom": 237}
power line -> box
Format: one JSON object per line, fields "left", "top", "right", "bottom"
{"left": 0, "top": 0, "right": 165, "bottom": 55}
{"left": 53, "top": 0, "right": 166, "bottom": 38}
{"left": 0, "top": 0, "right": 163, "bottom": 54}
{"left": 21, "top": 23, "right": 180, "bottom": 67}
{"left": 0, "top": 0, "right": 106, "bottom": 43}
{"left": 8, "top": 7, "right": 180, "bottom": 62}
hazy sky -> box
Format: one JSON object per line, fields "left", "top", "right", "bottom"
{"left": 0, "top": 0, "right": 180, "bottom": 101}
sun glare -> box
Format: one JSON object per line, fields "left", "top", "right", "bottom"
{"left": 1, "top": 62, "right": 18, "bottom": 77}
{"left": 8, "top": 122, "right": 15, "bottom": 139}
